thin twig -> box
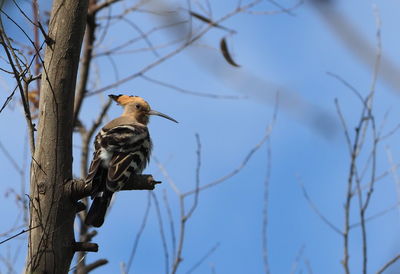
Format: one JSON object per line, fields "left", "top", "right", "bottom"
{"left": 185, "top": 134, "right": 202, "bottom": 220}
{"left": 385, "top": 147, "right": 400, "bottom": 216}
{"left": 183, "top": 124, "right": 273, "bottom": 196}
{"left": 262, "top": 138, "right": 271, "bottom": 274}
{"left": 0, "top": 28, "right": 36, "bottom": 154}
{"left": 88, "top": 0, "right": 264, "bottom": 96}
{"left": 0, "top": 225, "right": 40, "bottom": 245}
{"left": 163, "top": 189, "right": 177, "bottom": 263}
{"left": 154, "top": 156, "right": 181, "bottom": 195}
{"left": 350, "top": 201, "right": 400, "bottom": 229}
{"left": 261, "top": 92, "right": 278, "bottom": 274}
{"left": 0, "top": 85, "right": 18, "bottom": 113}
{"left": 290, "top": 245, "right": 305, "bottom": 274}
{"left": 376, "top": 254, "right": 400, "bottom": 274}
{"left": 151, "top": 192, "right": 170, "bottom": 274}
{"left": 299, "top": 181, "right": 342, "bottom": 235}
{"left": 186, "top": 243, "right": 220, "bottom": 274}
{"left": 141, "top": 74, "right": 246, "bottom": 99}
{"left": 126, "top": 192, "right": 152, "bottom": 273}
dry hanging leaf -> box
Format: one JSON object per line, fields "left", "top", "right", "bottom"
{"left": 27, "top": 90, "right": 40, "bottom": 119}
{"left": 220, "top": 38, "right": 240, "bottom": 67}
{"left": 28, "top": 90, "right": 40, "bottom": 109}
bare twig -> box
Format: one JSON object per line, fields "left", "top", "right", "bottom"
{"left": 141, "top": 74, "right": 246, "bottom": 99}
{"left": 85, "top": 259, "right": 109, "bottom": 272}
{"left": 0, "top": 85, "right": 18, "bottom": 113}
{"left": 261, "top": 92, "right": 278, "bottom": 274}
{"left": 350, "top": 202, "right": 400, "bottom": 229}
{"left": 386, "top": 147, "right": 400, "bottom": 215}
{"left": 154, "top": 157, "right": 181, "bottom": 195}
{"left": 185, "top": 134, "right": 201, "bottom": 220}
{"left": 356, "top": 8, "right": 381, "bottom": 274}
{"left": 88, "top": 0, "right": 265, "bottom": 96}
{"left": 299, "top": 181, "right": 342, "bottom": 235}
{"left": 0, "top": 29, "right": 36, "bottom": 154}
{"left": 327, "top": 72, "right": 364, "bottom": 104}
{"left": 0, "top": 225, "right": 40, "bottom": 245}
{"left": 126, "top": 192, "right": 152, "bottom": 273}
{"left": 169, "top": 134, "right": 203, "bottom": 274}
{"left": 0, "top": 225, "right": 25, "bottom": 240}
{"left": 183, "top": 124, "right": 273, "bottom": 196}
{"left": 73, "top": 0, "right": 98, "bottom": 127}
{"left": 91, "top": 0, "right": 122, "bottom": 14}
{"left": 151, "top": 192, "right": 170, "bottom": 274}
{"left": 376, "top": 254, "right": 400, "bottom": 274}
{"left": 163, "top": 190, "right": 177, "bottom": 262}
{"left": 186, "top": 243, "right": 220, "bottom": 274}
{"left": 262, "top": 138, "right": 272, "bottom": 274}
{"left": 93, "top": 21, "right": 187, "bottom": 58}
{"left": 290, "top": 245, "right": 305, "bottom": 274}
{"left": 120, "top": 17, "right": 160, "bottom": 57}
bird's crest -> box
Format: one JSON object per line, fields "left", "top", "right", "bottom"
{"left": 109, "top": 94, "right": 149, "bottom": 109}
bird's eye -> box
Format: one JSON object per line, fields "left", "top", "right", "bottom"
{"left": 135, "top": 104, "right": 141, "bottom": 109}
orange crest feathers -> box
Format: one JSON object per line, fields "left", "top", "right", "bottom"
{"left": 109, "top": 94, "right": 149, "bottom": 108}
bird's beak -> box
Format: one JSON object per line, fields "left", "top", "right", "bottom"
{"left": 148, "top": 110, "right": 178, "bottom": 123}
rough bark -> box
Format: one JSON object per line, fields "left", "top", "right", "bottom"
{"left": 26, "top": 0, "right": 88, "bottom": 273}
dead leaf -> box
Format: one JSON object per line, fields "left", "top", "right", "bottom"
{"left": 220, "top": 37, "right": 240, "bottom": 67}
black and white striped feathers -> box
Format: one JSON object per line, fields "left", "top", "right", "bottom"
{"left": 87, "top": 120, "right": 152, "bottom": 192}
{"left": 84, "top": 95, "right": 177, "bottom": 227}
{"left": 84, "top": 118, "right": 152, "bottom": 227}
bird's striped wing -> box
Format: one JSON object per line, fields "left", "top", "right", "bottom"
{"left": 100, "top": 125, "right": 149, "bottom": 149}
{"left": 85, "top": 149, "right": 102, "bottom": 185}
{"left": 101, "top": 124, "right": 151, "bottom": 191}
{"left": 107, "top": 152, "right": 135, "bottom": 182}
{"left": 85, "top": 121, "right": 152, "bottom": 227}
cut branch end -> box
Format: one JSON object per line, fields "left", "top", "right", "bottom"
{"left": 73, "top": 242, "right": 98, "bottom": 252}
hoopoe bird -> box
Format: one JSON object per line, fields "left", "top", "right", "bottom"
{"left": 85, "top": 94, "right": 177, "bottom": 227}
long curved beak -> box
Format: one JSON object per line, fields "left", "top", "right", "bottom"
{"left": 148, "top": 110, "right": 178, "bottom": 123}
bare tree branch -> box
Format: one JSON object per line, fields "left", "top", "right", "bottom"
{"left": 151, "top": 192, "right": 170, "bottom": 273}
{"left": 126, "top": 192, "right": 152, "bottom": 273}
{"left": 376, "top": 254, "right": 400, "bottom": 274}
{"left": 141, "top": 74, "right": 246, "bottom": 99}
{"left": 65, "top": 175, "right": 161, "bottom": 201}
{"left": 85, "top": 259, "right": 109, "bottom": 272}
{"left": 186, "top": 242, "right": 220, "bottom": 274}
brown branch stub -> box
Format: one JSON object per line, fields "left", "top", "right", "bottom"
{"left": 65, "top": 174, "right": 161, "bottom": 201}
{"left": 85, "top": 259, "right": 108, "bottom": 272}
{"left": 73, "top": 242, "right": 98, "bottom": 252}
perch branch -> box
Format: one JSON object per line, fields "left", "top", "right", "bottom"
{"left": 73, "top": 242, "right": 98, "bottom": 252}
{"left": 65, "top": 175, "right": 161, "bottom": 201}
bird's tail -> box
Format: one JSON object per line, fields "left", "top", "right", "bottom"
{"left": 85, "top": 190, "right": 113, "bottom": 227}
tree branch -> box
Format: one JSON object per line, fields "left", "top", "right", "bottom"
{"left": 90, "top": 0, "right": 122, "bottom": 14}
{"left": 85, "top": 259, "right": 108, "bottom": 272}
{"left": 73, "top": 242, "right": 98, "bottom": 252}
{"left": 65, "top": 175, "right": 161, "bottom": 201}
{"left": 376, "top": 254, "right": 400, "bottom": 274}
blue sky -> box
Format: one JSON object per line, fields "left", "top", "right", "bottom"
{"left": 1, "top": 0, "right": 400, "bottom": 273}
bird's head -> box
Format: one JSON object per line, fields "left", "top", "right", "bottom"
{"left": 109, "top": 94, "right": 178, "bottom": 125}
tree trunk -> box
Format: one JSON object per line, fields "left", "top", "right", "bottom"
{"left": 26, "top": 0, "right": 88, "bottom": 273}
